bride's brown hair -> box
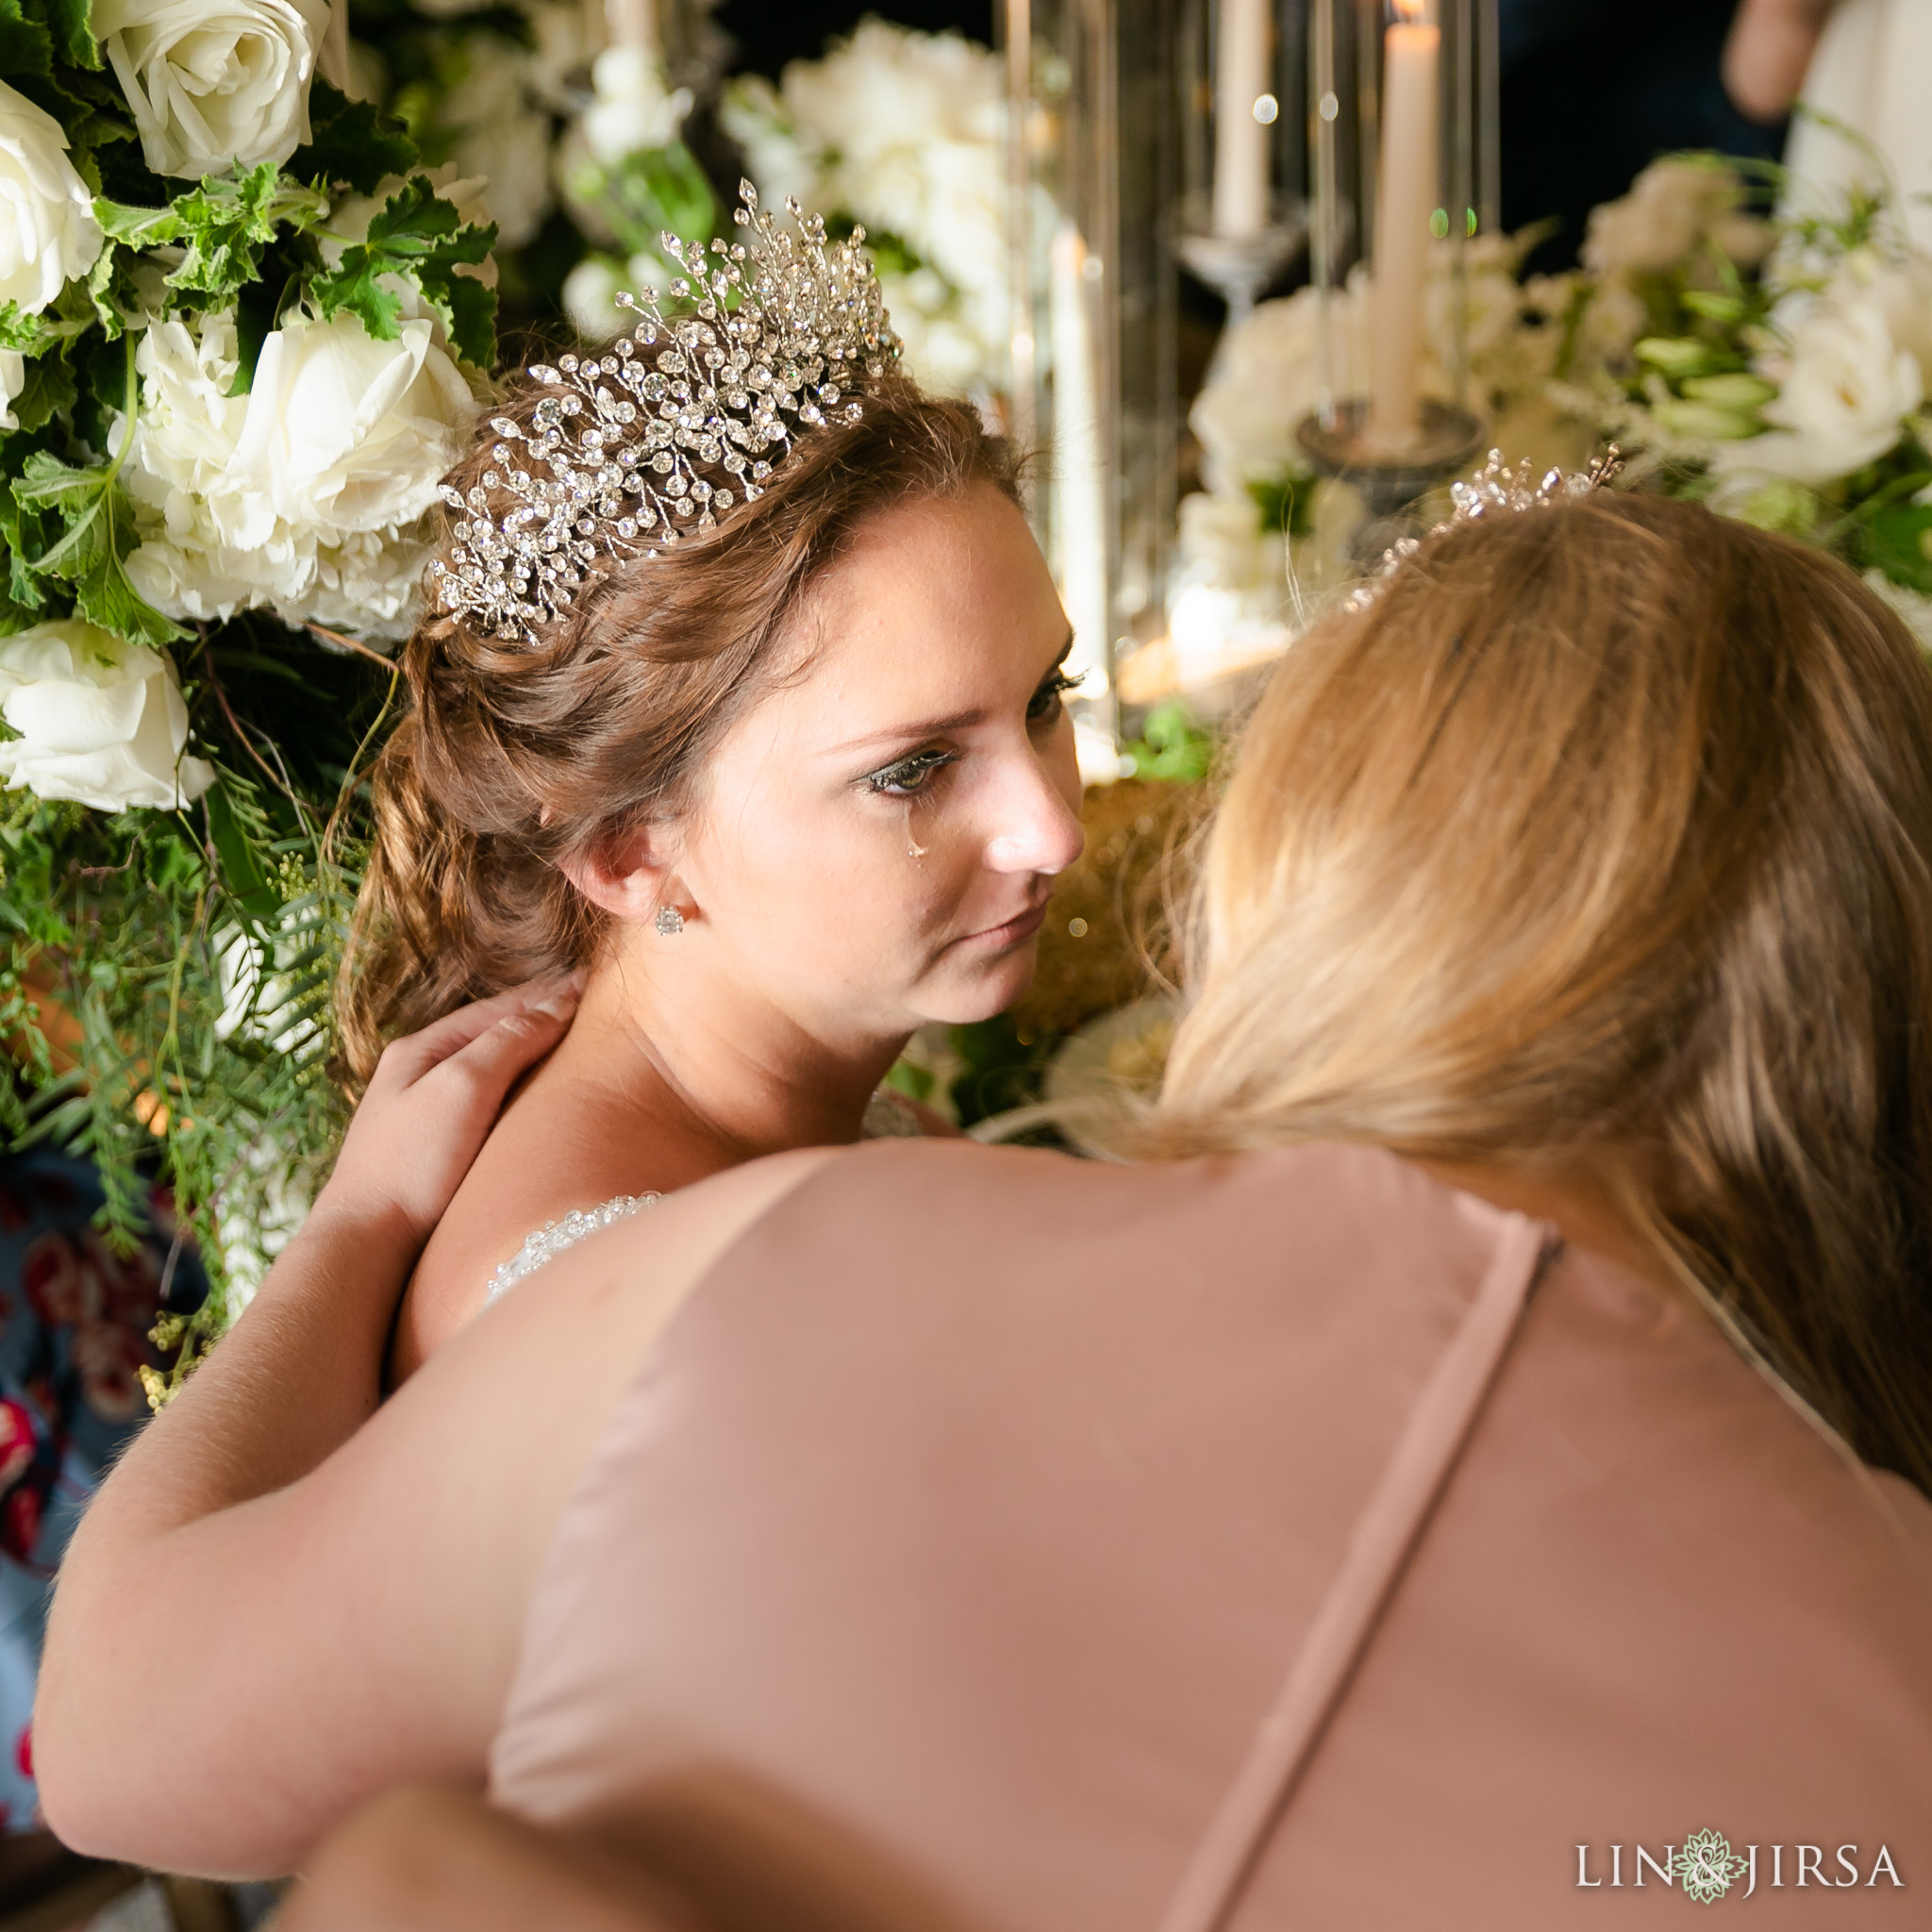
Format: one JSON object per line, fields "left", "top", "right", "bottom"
{"left": 1155, "top": 491, "right": 1932, "bottom": 1492}
{"left": 337, "top": 372, "right": 1018, "bottom": 1087}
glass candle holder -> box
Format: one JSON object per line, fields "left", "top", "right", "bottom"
{"left": 1296, "top": 0, "right": 1499, "bottom": 525}
{"left": 1176, "top": 0, "right": 1308, "bottom": 325}
{"left": 1003, "top": 0, "right": 1180, "bottom": 775}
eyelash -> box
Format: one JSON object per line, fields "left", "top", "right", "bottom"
{"left": 862, "top": 670, "right": 1081, "bottom": 797}
{"left": 865, "top": 748, "right": 959, "bottom": 797}
{"left": 1030, "top": 669, "right": 1082, "bottom": 721}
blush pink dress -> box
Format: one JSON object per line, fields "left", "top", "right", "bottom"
{"left": 489, "top": 1139, "right": 1932, "bottom": 1929}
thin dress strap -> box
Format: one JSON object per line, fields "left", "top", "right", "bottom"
{"left": 1158, "top": 1215, "right": 1557, "bottom": 1932}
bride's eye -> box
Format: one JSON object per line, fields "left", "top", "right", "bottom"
{"left": 864, "top": 748, "right": 958, "bottom": 797}
{"left": 1028, "top": 669, "right": 1083, "bottom": 724}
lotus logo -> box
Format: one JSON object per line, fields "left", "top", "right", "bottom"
{"left": 1676, "top": 1830, "right": 1748, "bottom": 1904}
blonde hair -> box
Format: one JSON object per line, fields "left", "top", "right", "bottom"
{"left": 1153, "top": 492, "right": 1932, "bottom": 1492}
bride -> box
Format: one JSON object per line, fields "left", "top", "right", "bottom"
{"left": 337, "top": 191, "right": 1084, "bottom": 1377}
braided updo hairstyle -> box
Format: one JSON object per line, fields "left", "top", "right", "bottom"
{"left": 336, "top": 370, "right": 1021, "bottom": 1089}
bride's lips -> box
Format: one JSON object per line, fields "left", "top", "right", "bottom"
{"left": 952, "top": 900, "right": 1049, "bottom": 952}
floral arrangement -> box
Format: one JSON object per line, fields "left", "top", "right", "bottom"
{"left": 1167, "top": 228, "right": 1593, "bottom": 678}
{"left": 1171, "top": 141, "right": 1932, "bottom": 668}
{"left": 721, "top": 18, "right": 1008, "bottom": 398}
{"left": 338, "top": 0, "right": 722, "bottom": 338}
{"left": 1558, "top": 147, "right": 1932, "bottom": 643}
{"left": 0, "top": 0, "right": 505, "bottom": 1384}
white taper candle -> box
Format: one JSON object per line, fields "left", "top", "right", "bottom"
{"left": 1211, "top": 0, "right": 1272, "bottom": 241}
{"left": 1366, "top": 0, "right": 1440, "bottom": 451}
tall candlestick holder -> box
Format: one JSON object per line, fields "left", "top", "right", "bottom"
{"left": 1177, "top": 0, "right": 1307, "bottom": 328}
{"left": 1295, "top": 0, "right": 1499, "bottom": 540}
{"left": 1003, "top": 0, "right": 1179, "bottom": 774}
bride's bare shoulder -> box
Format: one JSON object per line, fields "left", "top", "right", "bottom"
{"left": 394, "top": 1145, "right": 843, "bottom": 1527}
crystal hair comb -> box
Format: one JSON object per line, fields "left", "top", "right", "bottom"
{"left": 1344, "top": 446, "right": 1624, "bottom": 611}
{"left": 432, "top": 183, "right": 902, "bottom": 643}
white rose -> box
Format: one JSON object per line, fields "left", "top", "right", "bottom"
{"left": 1718, "top": 290, "right": 1921, "bottom": 486}
{"left": 0, "top": 80, "right": 104, "bottom": 314}
{"left": 225, "top": 310, "right": 477, "bottom": 540}
{"left": 0, "top": 621, "right": 213, "bottom": 813}
{"left": 94, "top": 0, "right": 335, "bottom": 179}
{"left": 0, "top": 349, "right": 22, "bottom": 430}
{"left": 581, "top": 44, "right": 691, "bottom": 167}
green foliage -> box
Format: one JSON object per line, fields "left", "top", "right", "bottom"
{"left": 1, "top": 629, "right": 393, "bottom": 1379}
{"left": 0, "top": 0, "right": 55, "bottom": 78}
{"left": 1248, "top": 470, "right": 1317, "bottom": 540}
{"left": 289, "top": 80, "right": 420, "bottom": 196}
{"left": 0, "top": 334, "right": 188, "bottom": 650}
{"left": 1121, "top": 701, "right": 1215, "bottom": 785}
{"left": 308, "top": 174, "right": 498, "bottom": 368}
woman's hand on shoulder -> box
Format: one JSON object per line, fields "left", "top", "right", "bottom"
{"left": 314, "top": 975, "right": 583, "bottom": 1261}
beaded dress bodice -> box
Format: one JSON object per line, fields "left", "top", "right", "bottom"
{"left": 482, "top": 1087, "right": 925, "bottom": 1306}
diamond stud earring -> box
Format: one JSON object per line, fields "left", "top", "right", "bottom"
{"left": 654, "top": 906, "right": 685, "bottom": 937}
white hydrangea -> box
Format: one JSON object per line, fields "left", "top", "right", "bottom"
{"left": 0, "top": 349, "right": 24, "bottom": 431}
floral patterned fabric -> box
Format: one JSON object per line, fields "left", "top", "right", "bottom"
{"left": 0, "top": 1149, "right": 207, "bottom": 1833}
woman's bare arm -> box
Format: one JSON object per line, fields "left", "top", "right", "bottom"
{"left": 34, "top": 983, "right": 578, "bottom": 1865}
{"left": 35, "top": 1003, "right": 831, "bottom": 1878}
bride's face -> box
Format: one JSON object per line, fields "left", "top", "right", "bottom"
{"left": 669, "top": 481, "right": 1085, "bottom": 1036}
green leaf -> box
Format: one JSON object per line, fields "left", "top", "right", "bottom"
{"left": 1857, "top": 503, "right": 1932, "bottom": 595}
{"left": 1248, "top": 470, "right": 1316, "bottom": 540}
{"left": 93, "top": 197, "right": 185, "bottom": 249}
{"left": 8, "top": 351, "right": 75, "bottom": 433}
{"left": 308, "top": 174, "right": 497, "bottom": 367}
{"left": 288, "top": 79, "right": 417, "bottom": 195}
{"left": 74, "top": 540, "right": 187, "bottom": 648}
{"left": 165, "top": 164, "right": 324, "bottom": 299}
{"left": 1636, "top": 336, "right": 1719, "bottom": 380}
{"left": 204, "top": 780, "right": 280, "bottom": 935}
{"left": 0, "top": 478, "right": 51, "bottom": 613}
{"left": 0, "top": 0, "right": 54, "bottom": 78}
{"left": 8, "top": 450, "right": 188, "bottom": 646}
{"left": 42, "top": 0, "right": 100, "bottom": 70}
{"left": 0, "top": 299, "right": 91, "bottom": 357}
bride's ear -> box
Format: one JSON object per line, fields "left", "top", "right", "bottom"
{"left": 557, "top": 824, "right": 690, "bottom": 924}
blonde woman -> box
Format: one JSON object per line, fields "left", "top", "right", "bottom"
{"left": 42, "top": 493, "right": 1932, "bottom": 1924}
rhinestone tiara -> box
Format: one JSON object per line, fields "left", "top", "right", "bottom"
{"left": 432, "top": 182, "right": 902, "bottom": 644}
{"left": 1345, "top": 446, "right": 1624, "bottom": 611}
